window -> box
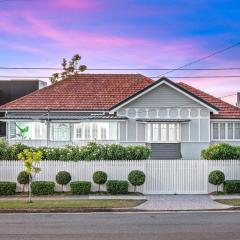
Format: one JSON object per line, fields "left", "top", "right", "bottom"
{"left": 228, "top": 123, "right": 233, "bottom": 139}
{"left": 13, "top": 121, "right": 47, "bottom": 140}
{"left": 147, "top": 123, "right": 179, "bottom": 142}
{"left": 152, "top": 124, "right": 159, "bottom": 141}
{"left": 220, "top": 123, "right": 225, "bottom": 139}
{"left": 212, "top": 122, "right": 240, "bottom": 140}
{"left": 235, "top": 123, "right": 240, "bottom": 139}
{"left": 74, "top": 122, "right": 118, "bottom": 140}
{"left": 51, "top": 123, "right": 70, "bottom": 141}
{"left": 213, "top": 123, "right": 219, "bottom": 140}
{"left": 160, "top": 124, "right": 167, "bottom": 141}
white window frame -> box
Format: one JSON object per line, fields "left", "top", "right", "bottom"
{"left": 211, "top": 121, "right": 240, "bottom": 140}
{"left": 146, "top": 123, "right": 180, "bottom": 143}
{"left": 73, "top": 122, "right": 119, "bottom": 141}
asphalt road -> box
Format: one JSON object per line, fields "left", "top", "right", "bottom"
{"left": 0, "top": 212, "right": 240, "bottom": 240}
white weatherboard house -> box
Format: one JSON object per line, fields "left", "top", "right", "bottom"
{"left": 1, "top": 74, "right": 240, "bottom": 160}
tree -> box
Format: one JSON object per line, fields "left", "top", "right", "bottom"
{"left": 49, "top": 54, "right": 87, "bottom": 84}
{"left": 208, "top": 170, "right": 225, "bottom": 193}
{"left": 18, "top": 149, "right": 43, "bottom": 203}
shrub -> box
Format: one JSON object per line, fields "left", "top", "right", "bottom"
{"left": 0, "top": 182, "right": 16, "bottom": 195}
{"left": 55, "top": 171, "right": 72, "bottom": 192}
{"left": 17, "top": 171, "right": 30, "bottom": 192}
{"left": 106, "top": 180, "right": 129, "bottom": 194}
{"left": 31, "top": 181, "right": 55, "bottom": 195}
{"left": 208, "top": 170, "right": 225, "bottom": 192}
{"left": 202, "top": 144, "right": 239, "bottom": 160}
{"left": 126, "top": 146, "right": 151, "bottom": 160}
{"left": 128, "top": 170, "right": 145, "bottom": 192}
{"left": 70, "top": 181, "right": 91, "bottom": 195}
{"left": 224, "top": 180, "right": 240, "bottom": 193}
{"left": 93, "top": 171, "right": 108, "bottom": 191}
{"left": 0, "top": 142, "right": 151, "bottom": 161}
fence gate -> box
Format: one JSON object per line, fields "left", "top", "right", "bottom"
{"left": 144, "top": 160, "right": 208, "bottom": 194}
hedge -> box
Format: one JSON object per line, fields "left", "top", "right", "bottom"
{"left": 0, "top": 141, "right": 151, "bottom": 161}
{"left": 106, "top": 180, "right": 129, "bottom": 194}
{"left": 70, "top": 181, "right": 91, "bottom": 195}
{"left": 202, "top": 143, "right": 240, "bottom": 160}
{"left": 224, "top": 180, "right": 240, "bottom": 193}
{"left": 0, "top": 182, "right": 16, "bottom": 195}
{"left": 31, "top": 181, "right": 55, "bottom": 195}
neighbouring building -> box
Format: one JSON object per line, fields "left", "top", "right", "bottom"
{"left": 0, "top": 74, "right": 240, "bottom": 160}
{"left": 0, "top": 79, "right": 47, "bottom": 136}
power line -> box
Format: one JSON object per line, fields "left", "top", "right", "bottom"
{"left": 155, "top": 41, "right": 240, "bottom": 77}
{"left": 1, "top": 75, "right": 240, "bottom": 79}
{"left": 1, "top": 67, "right": 240, "bottom": 71}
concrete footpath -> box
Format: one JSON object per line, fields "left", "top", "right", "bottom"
{"left": 136, "top": 195, "right": 232, "bottom": 211}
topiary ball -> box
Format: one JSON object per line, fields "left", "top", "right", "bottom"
{"left": 128, "top": 170, "right": 145, "bottom": 187}
{"left": 93, "top": 171, "right": 108, "bottom": 185}
{"left": 55, "top": 171, "right": 72, "bottom": 186}
{"left": 208, "top": 170, "right": 225, "bottom": 186}
{"left": 17, "top": 171, "right": 30, "bottom": 185}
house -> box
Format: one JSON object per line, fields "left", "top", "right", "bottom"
{"left": 0, "top": 74, "right": 240, "bottom": 160}
{"left": 0, "top": 79, "right": 47, "bottom": 137}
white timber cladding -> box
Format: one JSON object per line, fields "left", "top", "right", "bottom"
{"left": 1, "top": 160, "right": 239, "bottom": 194}
{"left": 117, "top": 107, "right": 211, "bottom": 143}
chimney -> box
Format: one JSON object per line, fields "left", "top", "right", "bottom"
{"left": 237, "top": 92, "right": 240, "bottom": 108}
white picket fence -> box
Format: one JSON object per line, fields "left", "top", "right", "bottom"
{"left": 0, "top": 160, "right": 240, "bottom": 194}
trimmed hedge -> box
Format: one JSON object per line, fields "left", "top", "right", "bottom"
{"left": 224, "top": 180, "right": 240, "bottom": 193}
{"left": 0, "top": 141, "right": 151, "bottom": 161}
{"left": 0, "top": 182, "right": 16, "bottom": 195}
{"left": 106, "top": 180, "right": 129, "bottom": 194}
{"left": 93, "top": 171, "right": 108, "bottom": 191}
{"left": 31, "top": 181, "right": 55, "bottom": 195}
{"left": 56, "top": 171, "right": 71, "bottom": 191}
{"left": 208, "top": 170, "right": 225, "bottom": 192}
{"left": 202, "top": 143, "right": 240, "bottom": 160}
{"left": 128, "top": 170, "right": 145, "bottom": 192}
{"left": 70, "top": 181, "right": 91, "bottom": 195}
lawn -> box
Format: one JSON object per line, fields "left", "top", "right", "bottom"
{"left": 0, "top": 200, "right": 144, "bottom": 209}
{"left": 215, "top": 199, "right": 240, "bottom": 206}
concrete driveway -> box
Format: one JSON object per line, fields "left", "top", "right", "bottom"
{"left": 136, "top": 195, "right": 231, "bottom": 211}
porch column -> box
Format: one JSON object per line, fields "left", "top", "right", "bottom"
{"left": 46, "top": 121, "right": 50, "bottom": 146}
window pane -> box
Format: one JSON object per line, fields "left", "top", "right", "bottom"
{"left": 235, "top": 123, "right": 240, "bottom": 139}
{"left": 84, "top": 123, "right": 91, "bottom": 139}
{"left": 169, "top": 124, "right": 176, "bottom": 141}
{"left": 228, "top": 123, "right": 233, "bottom": 139}
{"left": 160, "top": 124, "right": 167, "bottom": 141}
{"left": 109, "top": 122, "right": 117, "bottom": 140}
{"left": 152, "top": 124, "right": 159, "bottom": 141}
{"left": 213, "top": 123, "right": 219, "bottom": 139}
{"left": 92, "top": 123, "right": 98, "bottom": 139}
{"left": 33, "top": 122, "right": 46, "bottom": 140}
{"left": 52, "top": 123, "right": 70, "bottom": 141}
{"left": 74, "top": 124, "right": 83, "bottom": 139}
{"left": 220, "top": 123, "right": 225, "bottom": 139}
{"left": 146, "top": 124, "right": 151, "bottom": 141}
{"left": 16, "top": 122, "right": 31, "bottom": 139}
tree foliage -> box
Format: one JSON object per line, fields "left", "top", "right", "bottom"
{"left": 49, "top": 54, "right": 87, "bottom": 84}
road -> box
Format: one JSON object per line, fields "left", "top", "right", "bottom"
{"left": 0, "top": 212, "right": 240, "bottom": 240}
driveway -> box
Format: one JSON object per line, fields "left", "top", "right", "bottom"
{"left": 136, "top": 195, "right": 231, "bottom": 211}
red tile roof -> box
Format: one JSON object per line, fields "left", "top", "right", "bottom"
{"left": 1, "top": 74, "right": 240, "bottom": 119}
{"left": 0, "top": 74, "right": 153, "bottom": 111}
{"left": 178, "top": 82, "right": 240, "bottom": 119}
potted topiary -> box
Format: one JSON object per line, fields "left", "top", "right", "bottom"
{"left": 93, "top": 171, "right": 108, "bottom": 192}
{"left": 55, "top": 171, "right": 72, "bottom": 192}
{"left": 208, "top": 170, "right": 225, "bottom": 193}
{"left": 17, "top": 171, "right": 30, "bottom": 192}
{"left": 128, "top": 170, "right": 145, "bottom": 192}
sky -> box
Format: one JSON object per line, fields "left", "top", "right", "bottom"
{"left": 0, "top": 0, "right": 239, "bottom": 105}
